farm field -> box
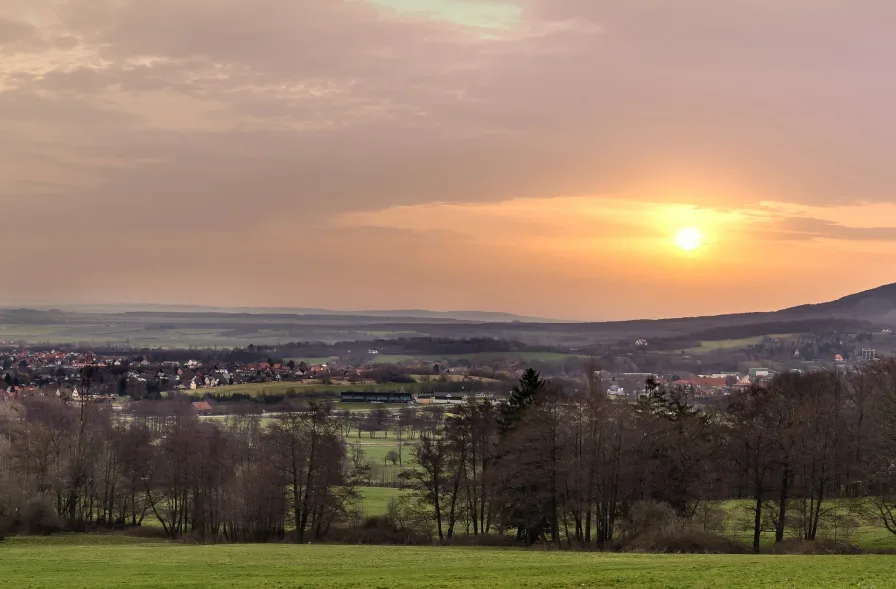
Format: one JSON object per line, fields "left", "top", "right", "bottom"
{"left": 682, "top": 334, "right": 798, "bottom": 355}
{"left": 0, "top": 539, "right": 893, "bottom": 588}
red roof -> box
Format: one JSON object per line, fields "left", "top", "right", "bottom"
{"left": 692, "top": 377, "right": 728, "bottom": 388}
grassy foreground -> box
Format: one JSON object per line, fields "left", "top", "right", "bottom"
{"left": 0, "top": 538, "right": 892, "bottom": 589}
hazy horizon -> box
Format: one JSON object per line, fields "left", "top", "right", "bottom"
{"left": 2, "top": 278, "right": 887, "bottom": 323}
{"left": 4, "top": 1, "right": 896, "bottom": 320}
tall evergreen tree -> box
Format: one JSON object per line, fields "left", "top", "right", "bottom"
{"left": 498, "top": 368, "right": 545, "bottom": 435}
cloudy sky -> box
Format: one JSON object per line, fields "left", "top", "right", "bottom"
{"left": 2, "top": 0, "right": 896, "bottom": 320}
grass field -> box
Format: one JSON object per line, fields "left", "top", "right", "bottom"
{"left": 358, "top": 486, "right": 408, "bottom": 516}
{"left": 1, "top": 539, "right": 893, "bottom": 588}
{"left": 683, "top": 334, "right": 798, "bottom": 355}
{"left": 718, "top": 499, "right": 896, "bottom": 552}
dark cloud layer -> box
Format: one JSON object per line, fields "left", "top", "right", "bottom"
{"left": 2, "top": 1, "right": 896, "bottom": 317}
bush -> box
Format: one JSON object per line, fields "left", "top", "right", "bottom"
{"left": 330, "top": 516, "right": 430, "bottom": 545}
{"left": 120, "top": 525, "right": 170, "bottom": 539}
{"left": 691, "top": 502, "right": 727, "bottom": 535}
{"left": 620, "top": 500, "right": 679, "bottom": 539}
{"left": 771, "top": 539, "right": 863, "bottom": 555}
{"left": 443, "top": 534, "right": 519, "bottom": 547}
{"left": 386, "top": 497, "right": 435, "bottom": 542}
{"left": 21, "top": 495, "right": 63, "bottom": 536}
{"left": 622, "top": 528, "right": 747, "bottom": 554}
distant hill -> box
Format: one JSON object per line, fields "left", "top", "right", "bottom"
{"left": 18, "top": 303, "right": 559, "bottom": 324}
{"left": 781, "top": 282, "right": 896, "bottom": 323}
{"left": 3, "top": 283, "right": 894, "bottom": 348}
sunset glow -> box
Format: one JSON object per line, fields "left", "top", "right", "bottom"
{"left": 1, "top": 0, "right": 895, "bottom": 320}
{"left": 674, "top": 228, "right": 704, "bottom": 252}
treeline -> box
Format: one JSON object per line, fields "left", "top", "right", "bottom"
{"left": 0, "top": 401, "right": 367, "bottom": 542}
{"left": 3, "top": 361, "right": 896, "bottom": 551}
{"left": 686, "top": 319, "right": 872, "bottom": 343}
{"left": 395, "top": 362, "right": 896, "bottom": 551}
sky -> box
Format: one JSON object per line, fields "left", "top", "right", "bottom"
{"left": 2, "top": 0, "right": 896, "bottom": 320}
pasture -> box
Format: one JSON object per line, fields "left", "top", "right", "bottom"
{"left": 0, "top": 538, "right": 892, "bottom": 588}
{"left": 358, "top": 486, "right": 408, "bottom": 516}
{"left": 682, "top": 334, "right": 798, "bottom": 355}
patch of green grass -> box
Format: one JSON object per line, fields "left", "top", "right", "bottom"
{"left": 0, "top": 325, "right": 73, "bottom": 338}
{"left": 1, "top": 542, "right": 894, "bottom": 588}
{"left": 358, "top": 486, "right": 409, "bottom": 516}
{"left": 683, "top": 334, "right": 797, "bottom": 355}
{"left": 354, "top": 443, "right": 403, "bottom": 463}
{"left": 716, "top": 499, "right": 896, "bottom": 551}
{"left": 0, "top": 533, "right": 167, "bottom": 546}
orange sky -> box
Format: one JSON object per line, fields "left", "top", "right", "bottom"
{"left": 2, "top": 1, "right": 896, "bottom": 320}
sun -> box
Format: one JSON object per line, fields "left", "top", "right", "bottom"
{"left": 674, "top": 227, "right": 704, "bottom": 251}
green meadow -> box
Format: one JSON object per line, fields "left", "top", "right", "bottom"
{"left": 0, "top": 538, "right": 892, "bottom": 589}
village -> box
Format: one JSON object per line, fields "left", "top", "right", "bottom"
{"left": 1, "top": 341, "right": 882, "bottom": 409}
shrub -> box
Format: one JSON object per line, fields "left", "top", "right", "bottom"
{"left": 443, "top": 533, "right": 519, "bottom": 547}
{"left": 386, "top": 497, "right": 435, "bottom": 542}
{"left": 121, "top": 525, "right": 170, "bottom": 539}
{"left": 771, "top": 539, "right": 863, "bottom": 555}
{"left": 330, "top": 516, "right": 430, "bottom": 545}
{"left": 21, "top": 495, "right": 63, "bottom": 536}
{"left": 821, "top": 513, "right": 860, "bottom": 545}
{"left": 691, "top": 502, "right": 727, "bottom": 535}
{"left": 622, "top": 528, "right": 747, "bottom": 554}
{"left": 620, "top": 500, "right": 679, "bottom": 539}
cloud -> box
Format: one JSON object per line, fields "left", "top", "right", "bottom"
{"left": 340, "top": 195, "right": 896, "bottom": 249}
{"left": 1, "top": 0, "right": 896, "bottom": 316}
{"left": 0, "top": 16, "right": 43, "bottom": 48}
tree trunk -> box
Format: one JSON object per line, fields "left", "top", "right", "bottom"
{"left": 775, "top": 462, "right": 789, "bottom": 543}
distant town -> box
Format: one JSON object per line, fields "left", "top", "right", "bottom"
{"left": 3, "top": 325, "right": 893, "bottom": 410}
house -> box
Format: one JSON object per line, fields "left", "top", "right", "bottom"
{"left": 191, "top": 401, "right": 213, "bottom": 416}
{"left": 732, "top": 376, "right": 752, "bottom": 389}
